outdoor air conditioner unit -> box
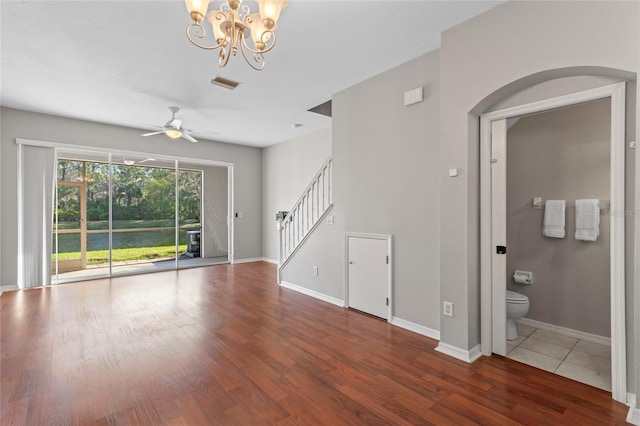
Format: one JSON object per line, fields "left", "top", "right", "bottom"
{"left": 186, "top": 230, "right": 200, "bottom": 258}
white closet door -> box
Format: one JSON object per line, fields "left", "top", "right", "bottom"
{"left": 347, "top": 236, "right": 389, "bottom": 319}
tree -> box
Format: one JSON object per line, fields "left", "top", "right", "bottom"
{"left": 111, "top": 165, "right": 146, "bottom": 216}
{"left": 143, "top": 168, "right": 176, "bottom": 220}
{"left": 179, "top": 170, "right": 202, "bottom": 221}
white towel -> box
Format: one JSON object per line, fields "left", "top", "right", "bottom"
{"left": 543, "top": 200, "right": 565, "bottom": 238}
{"left": 575, "top": 199, "right": 600, "bottom": 241}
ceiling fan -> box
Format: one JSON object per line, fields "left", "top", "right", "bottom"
{"left": 128, "top": 107, "right": 218, "bottom": 143}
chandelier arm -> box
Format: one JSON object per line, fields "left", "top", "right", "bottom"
{"left": 218, "top": 42, "right": 233, "bottom": 67}
{"left": 238, "top": 4, "right": 250, "bottom": 20}
{"left": 239, "top": 40, "right": 266, "bottom": 71}
{"left": 185, "top": 23, "right": 225, "bottom": 50}
{"left": 241, "top": 31, "right": 277, "bottom": 55}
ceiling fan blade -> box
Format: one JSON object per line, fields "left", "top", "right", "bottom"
{"left": 141, "top": 131, "right": 164, "bottom": 137}
{"left": 182, "top": 132, "right": 198, "bottom": 143}
{"left": 137, "top": 157, "right": 156, "bottom": 164}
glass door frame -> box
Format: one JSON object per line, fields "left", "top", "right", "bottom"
{"left": 41, "top": 142, "right": 235, "bottom": 283}
{"left": 53, "top": 172, "right": 87, "bottom": 277}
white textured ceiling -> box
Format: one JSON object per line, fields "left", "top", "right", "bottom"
{"left": 1, "top": 1, "right": 503, "bottom": 147}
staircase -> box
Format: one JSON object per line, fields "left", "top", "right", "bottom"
{"left": 278, "top": 157, "right": 333, "bottom": 281}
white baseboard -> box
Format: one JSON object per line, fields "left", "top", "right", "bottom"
{"left": 390, "top": 317, "right": 440, "bottom": 341}
{"left": 233, "top": 257, "right": 267, "bottom": 264}
{"left": 628, "top": 404, "right": 640, "bottom": 425}
{"left": 261, "top": 258, "right": 279, "bottom": 265}
{"left": 279, "top": 281, "right": 344, "bottom": 307}
{"left": 517, "top": 317, "right": 610, "bottom": 346}
{"left": 435, "top": 342, "right": 482, "bottom": 363}
{"left": 626, "top": 393, "right": 639, "bottom": 425}
{"left": 0, "top": 285, "right": 19, "bottom": 294}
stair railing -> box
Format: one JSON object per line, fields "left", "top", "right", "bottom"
{"left": 278, "top": 157, "right": 332, "bottom": 278}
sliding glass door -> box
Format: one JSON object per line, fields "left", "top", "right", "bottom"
{"left": 110, "top": 156, "right": 177, "bottom": 276}
{"left": 51, "top": 151, "right": 230, "bottom": 283}
{"left": 178, "top": 162, "right": 229, "bottom": 269}
{"left": 53, "top": 154, "right": 111, "bottom": 282}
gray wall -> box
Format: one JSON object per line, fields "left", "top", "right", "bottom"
{"left": 283, "top": 50, "right": 441, "bottom": 330}
{"left": 506, "top": 99, "right": 611, "bottom": 337}
{"left": 438, "top": 0, "right": 638, "bottom": 390}
{"left": 262, "top": 128, "right": 331, "bottom": 262}
{"left": 0, "top": 107, "right": 263, "bottom": 286}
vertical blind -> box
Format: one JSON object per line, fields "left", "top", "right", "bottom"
{"left": 18, "top": 144, "right": 56, "bottom": 289}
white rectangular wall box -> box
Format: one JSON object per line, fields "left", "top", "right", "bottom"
{"left": 443, "top": 301, "right": 454, "bottom": 317}
{"left": 403, "top": 87, "right": 424, "bottom": 106}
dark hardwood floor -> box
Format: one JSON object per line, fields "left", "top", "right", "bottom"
{"left": 1, "top": 262, "right": 631, "bottom": 425}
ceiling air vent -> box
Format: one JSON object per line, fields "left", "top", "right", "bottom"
{"left": 211, "top": 76, "right": 241, "bottom": 90}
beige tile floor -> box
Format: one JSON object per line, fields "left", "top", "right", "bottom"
{"left": 507, "top": 323, "right": 612, "bottom": 392}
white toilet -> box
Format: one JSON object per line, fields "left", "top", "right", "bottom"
{"left": 506, "top": 290, "right": 530, "bottom": 340}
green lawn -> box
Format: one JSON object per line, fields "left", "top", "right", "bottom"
{"left": 54, "top": 245, "right": 188, "bottom": 265}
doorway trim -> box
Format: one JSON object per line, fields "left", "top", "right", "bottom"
{"left": 344, "top": 232, "right": 393, "bottom": 321}
{"left": 479, "top": 82, "right": 627, "bottom": 402}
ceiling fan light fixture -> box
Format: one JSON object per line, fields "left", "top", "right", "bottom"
{"left": 165, "top": 129, "right": 183, "bottom": 139}
{"left": 137, "top": 107, "right": 203, "bottom": 143}
{"left": 185, "top": 0, "right": 288, "bottom": 71}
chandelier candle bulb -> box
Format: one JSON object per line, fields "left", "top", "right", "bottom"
{"left": 185, "top": 0, "right": 210, "bottom": 23}
{"left": 256, "top": 0, "right": 287, "bottom": 29}
{"left": 185, "top": 0, "right": 287, "bottom": 71}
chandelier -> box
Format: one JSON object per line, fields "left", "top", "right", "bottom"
{"left": 184, "top": 0, "right": 288, "bottom": 71}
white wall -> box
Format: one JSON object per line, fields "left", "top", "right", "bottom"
{"left": 282, "top": 50, "right": 442, "bottom": 330}
{"left": 438, "top": 0, "right": 638, "bottom": 389}
{"left": 261, "top": 128, "right": 331, "bottom": 262}
{"left": 0, "top": 107, "right": 263, "bottom": 286}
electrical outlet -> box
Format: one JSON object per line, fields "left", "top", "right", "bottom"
{"left": 327, "top": 215, "right": 334, "bottom": 225}
{"left": 443, "top": 301, "right": 454, "bottom": 317}
{"left": 313, "top": 266, "right": 318, "bottom": 276}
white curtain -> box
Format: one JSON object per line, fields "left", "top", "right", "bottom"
{"left": 18, "top": 144, "right": 56, "bottom": 289}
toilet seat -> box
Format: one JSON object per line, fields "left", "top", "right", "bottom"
{"left": 506, "top": 290, "right": 528, "bottom": 304}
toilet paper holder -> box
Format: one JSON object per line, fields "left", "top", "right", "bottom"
{"left": 513, "top": 270, "right": 533, "bottom": 284}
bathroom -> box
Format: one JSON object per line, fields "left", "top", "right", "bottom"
{"left": 504, "top": 97, "right": 613, "bottom": 391}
